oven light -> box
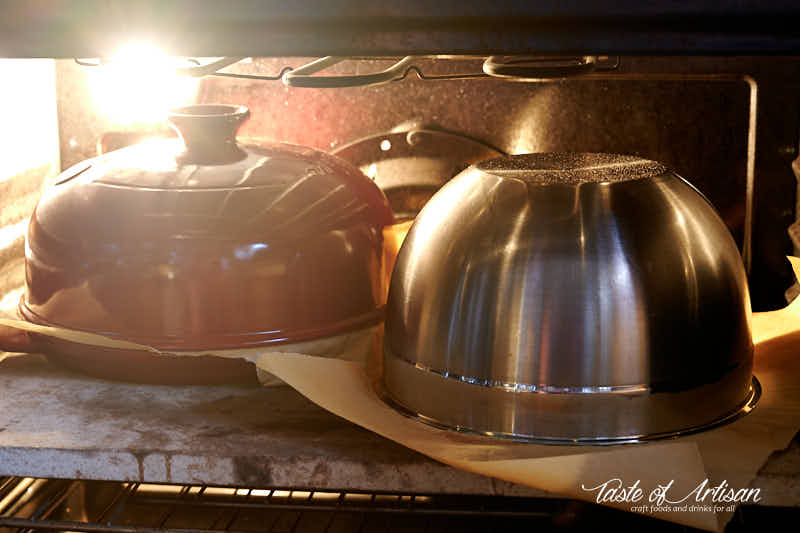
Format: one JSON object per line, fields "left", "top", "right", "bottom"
{"left": 0, "top": 220, "right": 27, "bottom": 252}
{"left": 87, "top": 43, "right": 199, "bottom": 126}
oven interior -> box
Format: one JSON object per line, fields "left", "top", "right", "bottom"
{"left": 2, "top": 48, "right": 800, "bottom": 532}
{"left": 32, "top": 56, "right": 800, "bottom": 310}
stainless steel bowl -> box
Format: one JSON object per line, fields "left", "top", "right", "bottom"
{"left": 382, "top": 153, "right": 759, "bottom": 444}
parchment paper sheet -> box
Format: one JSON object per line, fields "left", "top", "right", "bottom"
{"left": 251, "top": 258, "right": 800, "bottom": 531}
{"left": 0, "top": 291, "right": 380, "bottom": 387}
{"left": 3, "top": 259, "right": 800, "bottom": 531}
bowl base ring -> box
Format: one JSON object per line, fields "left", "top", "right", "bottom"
{"left": 377, "top": 376, "right": 761, "bottom": 446}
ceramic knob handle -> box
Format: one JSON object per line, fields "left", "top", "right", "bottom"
{"left": 168, "top": 104, "right": 250, "bottom": 164}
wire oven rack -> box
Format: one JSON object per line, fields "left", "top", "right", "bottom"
{"left": 0, "top": 476, "right": 795, "bottom": 533}
{"left": 74, "top": 55, "right": 621, "bottom": 87}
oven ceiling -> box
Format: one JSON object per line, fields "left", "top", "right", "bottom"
{"left": 2, "top": 0, "right": 800, "bottom": 57}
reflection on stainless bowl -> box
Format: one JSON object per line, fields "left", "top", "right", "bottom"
{"left": 383, "top": 153, "right": 758, "bottom": 444}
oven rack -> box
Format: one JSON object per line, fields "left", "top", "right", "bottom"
{"left": 74, "top": 55, "right": 621, "bottom": 87}
{"left": 1, "top": 476, "right": 784, "bottom": 533}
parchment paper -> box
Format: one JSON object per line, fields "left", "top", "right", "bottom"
{"left": 2, "top": 259, "right": 800, "bottom": 531}
{"left": 0, "top": 302, "right": 379, "bottom": 387}
{"left": 250, "top": 258, "right": 800, "bottom": 532}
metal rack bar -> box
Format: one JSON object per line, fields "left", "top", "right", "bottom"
{"left": 0, "top": 478, "right": 30, "bottom": 515}
{"left": 0, "top": 517, "right": 249, "bottom": 533}
{"left": 0, "top": 478, "right": 17, "bottom": 503}
{"left": 155, "top": 486, "right": 192, "bottom": 529}
{"left": 286, "top": 493, "right": 305, "bottom": 533}
{"left": 4, "top": 477, "right": 774, "bottom": 533}
{"left": 320, "top": 492, "right": 344, "bottom": 533}
{"left": 127, "top": 494, "right": 549, "bottom": 516}
{"left": 95, "top": 483, "right": 135, "bottom": 524}
{"left": 0, "top": 478, "right": 45, "bottom": 519}
{"left": 209, "top": 68, "right": 293, "bottom": 81}
{"left": 283, "top": 56, "right": 415, "bottom": 88}
{"left": 220, "top": 488, "right": 249, "bottom": 532}
{"left": 73, "top": 55, "right": 623, "bottom": 88}
{"left": 24, "top": 479, "right": 80, "bottom": 527}
{"left": 105, "top": 483, "right": 141, "bottom": 526}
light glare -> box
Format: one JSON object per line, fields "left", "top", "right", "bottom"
{"left": 88, "top": 43, "right": 199, "bottom": 126}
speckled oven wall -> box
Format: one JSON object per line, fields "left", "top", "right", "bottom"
{"left": 201, "top": 60, "right": 753, "bottom": 246}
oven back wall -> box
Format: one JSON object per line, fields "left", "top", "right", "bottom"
{"left": 54, "top": 58, "right": 797, "bottom": 310}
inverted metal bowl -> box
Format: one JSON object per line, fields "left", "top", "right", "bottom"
{"left": 382, "top": 153, "right": 758, "bottom": 444}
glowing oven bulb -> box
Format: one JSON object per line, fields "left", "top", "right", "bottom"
{"left": 88, "top": 43, "right": 200, "bottom": 126}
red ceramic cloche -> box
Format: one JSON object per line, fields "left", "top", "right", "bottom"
{"left": 21, "top": 104, "right": 393, "bottom": 361}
